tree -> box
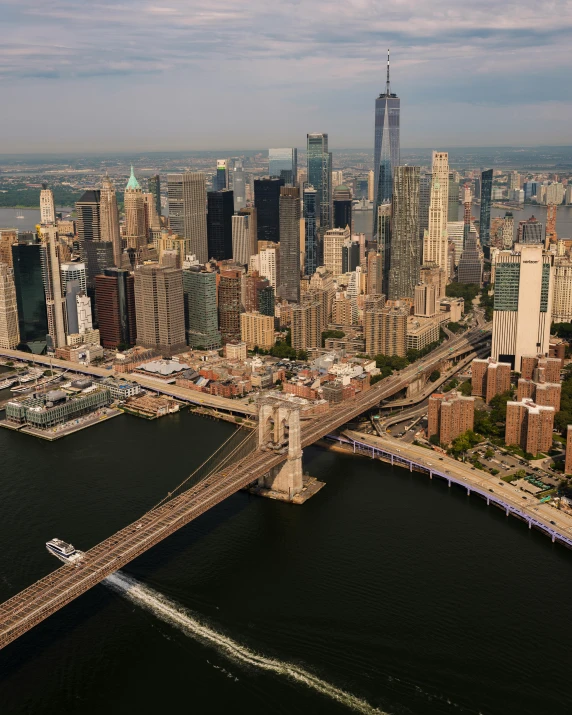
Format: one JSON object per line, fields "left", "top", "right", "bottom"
{"left": 485, "top": 448, "right": 494, "bottom": 459}
{"left": 458, "top": 380, "right": 472, "bottom": 396}
{"left": 446, "top": 282, "right": 479, "bottom": 303}
{"left": 321, "top": 329, "right": 345, "bottom": 347}
{"left": 429, "top": 434, "right": 440, "bottom": 446}
{"left": 297, "top": 350, "right": 308, "bottom": 361}
{"left": 429, "top": 370, "right": 440, "bottom": 382}
{"left": 370, "top": 374, "right": 384, "bottom": 385}
{"left": 447, "top": 322, "right": 464, "bottom": 334}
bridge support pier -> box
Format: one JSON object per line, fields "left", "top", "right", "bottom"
{"left": 253, "top": 397, "right": 325, "bottom": 504}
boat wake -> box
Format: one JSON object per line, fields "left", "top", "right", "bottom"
{"left": 105, "top": 571, "right": 386, "bottom": 714}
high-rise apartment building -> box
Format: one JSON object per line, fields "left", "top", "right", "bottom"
{"left": 213, "top": 160, "right": 228, "bottom": 191}
{"left": 291, "top": 300, "right": 322, "bottom": 351}
{"left": 148, "top": 174, "right": 162, "bottom": 218}
{"left": 269, "top": 148, "right": 297, "bottom": 186}
{"left": 0, "top": 264, "right": 20, "bottom": 349}
{"left": 240, "top": 311, "right": 274, "bottom": 350}
{"left": 428, "top": 391, "right": 475, "bottom": 446}
{"left": 134, "top": 264, "right": 186, "bottom": 355}
{"left": 307, "top": 133, "right": 332, "bottom": 230}
{"left": 251, "top": 242, "right": 280, "bottom": 290}
{"left": 94, "top": 268, "right": 136, "bottom": 348}
{"left": 324, "top": 226, "right": 351, "bottom": 279}
{"left": 124, "top": 167, "right": 147, "bottom": 253}
{"left": 364, "top": 303, "right": 408, "bottom": 357}
{"left": 552, "top": 261, "right": 572, "bottom": 323}
{"left": 207, "top": 190, "right": 234, "bottom": 261}
{"left": 11, "top": 240, "right": 48, "bottom": 353}
{"left": 521, "top": 355, "right": 561, "bottom": 383}
{"left": 278, "top": 186, "right": 301, "bottom": 303}
{"left": 423, "top": 152, "right": 449, "bottom": 295}
{"left": 167, "top": 173, "right": 208, "bottom": 263}
{"left": 367, "top": 170, "right": 375, "bottom": 202}
{"left": 218, "top": 269, "right": 242, "bottom": 344}
{"left": 387, "top": 166, "right": 420, "bottom": 301}
{"left": 373, "top": 51, "right": 400, "bottom": 237}
{"left": 471, "top": 357, "right": 511, "bottom": 403}
{"left": 517, "top": 378, "right": 561, "bottom": 411}
{"left": 505, "top": 399, "right": 554, "bottom": 456}
{"left": 254, "top": 177, "right": 283, "bottom": 243}
{"left": 303, "top": 186, "right": 319, "bottom": 276}
{"left": 258, "top": 285, "right": 275, "bottom": 317}
{"left": 182, "top": 268, "right": 221, "bottom": 349}
{"left": 479, "top": 169, "right": 493, "bottom": 257}
{"left": 100, "top": 174, "right": 122, "bottom": 267}
{"left": 491, "top": 243, "right": 553, "bottom": 372}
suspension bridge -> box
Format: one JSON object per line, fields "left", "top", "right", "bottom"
{"left": 0, "top": 326, "right": 489, "bottom": 650}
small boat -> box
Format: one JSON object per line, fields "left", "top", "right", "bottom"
{"left": 46, "top": 538, "right": 84, "bottom": 564}
{"left": 0, "top": 378, "right": 18, "bottom": 390}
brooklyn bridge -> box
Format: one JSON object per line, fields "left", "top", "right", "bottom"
{"left": 0, "top": 326, "right": 488, "bottom": 650}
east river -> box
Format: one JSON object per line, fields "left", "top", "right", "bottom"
{"left": 0, "top": 410, "right": 571, "bottom": 714}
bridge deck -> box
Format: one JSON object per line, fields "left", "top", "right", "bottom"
{"left": 0, "top": 328, "right": 488, "bottom": 650}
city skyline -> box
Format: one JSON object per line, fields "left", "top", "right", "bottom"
{"left": 1, "top": 1, "right": 571, "bottom": 153}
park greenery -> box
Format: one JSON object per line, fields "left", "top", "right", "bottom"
{"left": 0, "top": 183, "right": 84, "bottom": 209}
{"left": 473, "top": 389, "right": 514, "bottom": 438}
{"left": 447, "top": 322, "right": 464, "bottom": 334}
{"left": 445, "top": 282, "right": 480, "bottom": 303}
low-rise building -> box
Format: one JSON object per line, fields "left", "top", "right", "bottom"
{"left": 439, "top": 297, "right": 464, "bottom": 322}
{"left": 102, "top": 377, "right": 142, "bottom": 401}
{"left": 428, "top": 390, "right": 475, "bottom": 446}
{"left": 134, "top": 359, "right": 190, "bottom": 383}
{"left": 406, "top": 316, "right": 440, "bottom": 352}
{"left": 505, "top": 399, "right": 555, "bottom": 456}
{"left": 6, "top": 385, "right": 111, "bottom": 429}
{"left": 224, "top": 341, "right": 248, "bottom": 361}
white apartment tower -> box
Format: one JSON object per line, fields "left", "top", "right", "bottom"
{"left": 324, "top": 226, "right": 351, "bottom": 278}
{"left": 552, "top": 261, "right": 572, "bottom": 323}
{"left": 491, "top": 243, "right": 554, "bottom": 372}
{"left": 423, "top": 152, "right": 449, "bottom": 295}
{"left": 0, "top": 264, "right": 20, "bottom": 349}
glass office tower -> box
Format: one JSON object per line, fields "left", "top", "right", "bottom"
{"left": 303, "top": 186, "right": 318, "bottom": 276}
{"left": 373, "top": 51, "right": 400, "bottom": 238}
{"left": 307, "top": 133, "right": 332, "bottom": 231}
{"left": 269, "top": 148, "right": 298, "bottom": 186}
{"left": 479, "top": 169, "right": 493, "bottom": 258}
{"left": 11, "top": 240, "right": 48, "bottom": 353}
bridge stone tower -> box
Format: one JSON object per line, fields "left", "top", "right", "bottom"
{"left": 257, "top": 396, "right": 303, "bottom": 500}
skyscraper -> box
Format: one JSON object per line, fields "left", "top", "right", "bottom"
{"left": 11, "top": 239, "right": 48, "bottom": 353}
{"left": 479, "top": 169, "right": 493, "bottom": 258}
{"left": 333, "top": 185, "right": 352, "bottom": 230}
{"left": 373, "top": 50, "right": 400, "bottom": 237}
{"left": 124, "top": 167, "right": 147, "bottom": 253}
{"left": 278, "top": 186, "right": 301, "bottom": 303}
{"left": 229, "top": 159, "right": 246, "bottom": 212}
{"left": 134, "top": 264, "right": 186, "bottom": 355}
{"left": 213, "top": 160, "right": 228, "bottom": 191}
{"left": 418, "top": 173, "right": 432, "bottom": 246}
{"left": 232, "top": 213, "right": 254, "bottom": 267}
{"left": 254, "top": 177, "right": 283, "bottom": 243}
{"left": 182, "top": 268, "right": 221, "bottom": 349}
{"left": 100, "top": 174, "right": 122, "bottom": 267}
{"left": 207, "top": 190, "right": 234, "bottom": 261}
{"left": 377, "top": 202, "right": 392, "bottom": 295}
{"left": 423, "top": 152, "right": 450, "bottom": 295}
{"left": 518, "top": 216, "right": 544, "bottom": 244}
{"left": 303, "top": 186, "right": 319, "bottom": 276}
{"left": 448, "top": 173, "right": 459, "bottom": 221}
{"left": 39, "top": 209, "right": 66, "bottom": 350}
{"left": 148, "top": 174, "right": 162, "bottom": 218}
{"left": 269, "top": 148, "right": 298, "bottom": 186}
{"left": 491, "top": 243, "right": 553, "bottom": 371}
{"left": 61, "top": 262, "right": 87, "bottom": 335}
{"left": 387, "top": 166, "right": 420, "bottom": 301}
{"left": 0, "top": 264, "right": 20, "bottom": 349}
{"left": 457, "top": 230, "right": 483, "bottom": 285}
{"left": 94, "top": 268, "right": 136, "bottom": 348}
{"left": 167, "top": 173, "right": 208, "bottom": 263}
{"left": 76, "top": 188, "right": 115, "bottom": 293}
{"left": 40, "top": 184, "right": 56, "bottom": 225}
{"left": 218, "top": 269, "right": 242, "bottom": 344}
{"left": 324, "top": 226, "right": 350, "bottom": 278}
{"left": 307, "top": 133, "right": 332, "bottom": 230}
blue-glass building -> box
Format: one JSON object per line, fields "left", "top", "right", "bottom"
{"left": 11, "top": 240, "right": 48, "bottom": 354}
{"left": 307, "top": 133, "right": 332, "bottom": 230}
{"left": 269, "top": 148, "right": 297, "bottom": 186}
{"left": 479, "top": 169, "right": 493, "bottom": 258}
{"left": 303, "top": 186, "right": 318, "bottom": 276}
{"left": 373, "top": 52, "right": 400, "bottom": 238}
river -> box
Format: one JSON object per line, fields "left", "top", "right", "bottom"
{"left": 0, "top": 411, "right": 571, "bottom": 714}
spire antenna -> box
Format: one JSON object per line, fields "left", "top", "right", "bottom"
{"left": 386, "top": 48, "right": 391, "bottom": 95}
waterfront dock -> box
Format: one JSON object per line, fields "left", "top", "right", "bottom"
{"left": 0, "top": 408, "right": 122, "bottom": 441}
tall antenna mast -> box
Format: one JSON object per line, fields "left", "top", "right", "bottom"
{"left": 386, "top": 48, "right": 391, "bottom": 95}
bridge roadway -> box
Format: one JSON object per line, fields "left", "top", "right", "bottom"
{"left": 0, "top": 326, "right": 487, "bottom": 650}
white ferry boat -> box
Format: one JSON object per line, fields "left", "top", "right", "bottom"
{"left": 46, "top": 539, "right": 84, "bottom": 564}
{"left": 0, "top": 377, "right": 18, "bottom": 390}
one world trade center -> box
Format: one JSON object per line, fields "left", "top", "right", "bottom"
{"left": 373, "top": 50, "right": 400, "bottom": 238}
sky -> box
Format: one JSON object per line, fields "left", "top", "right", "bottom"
{"left": 1, "top": 0, "right": 571, "bottom": 153}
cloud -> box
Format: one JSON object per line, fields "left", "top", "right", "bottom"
{"left": 0, "top": 0, "right": 570, "bottom": 148}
